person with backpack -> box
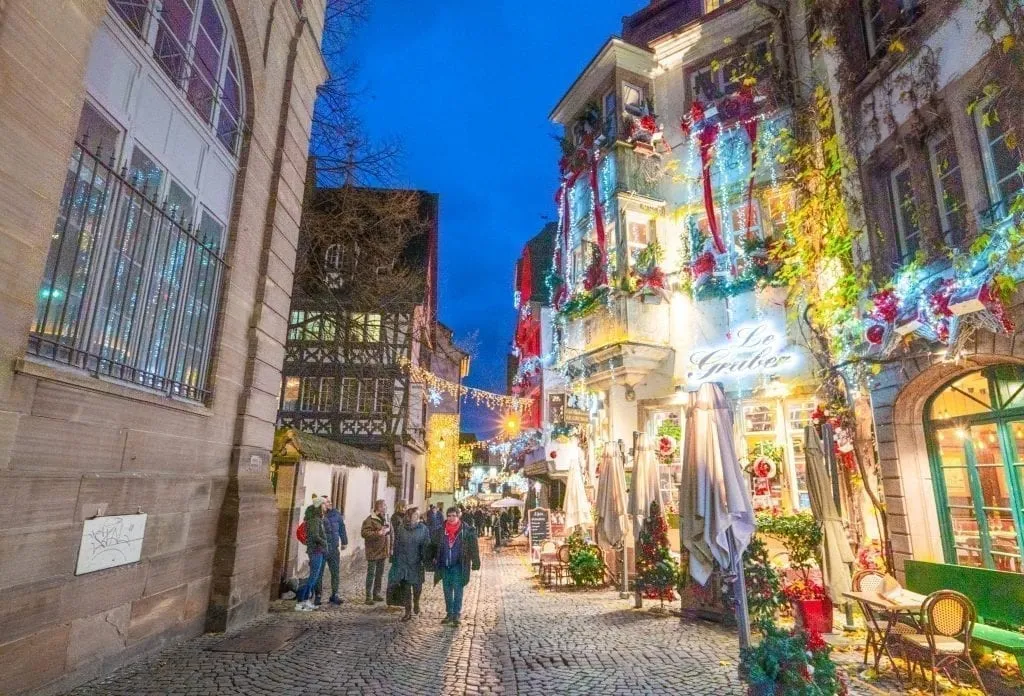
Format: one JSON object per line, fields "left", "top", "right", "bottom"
{"left": 295, "top": 496, "right": 327, "bottom": 611}
{"left": 432, "top": 506, "right": 480, "bottom": 626}
{"left": 318, "top": 495, "right": 348, "bottom": 606}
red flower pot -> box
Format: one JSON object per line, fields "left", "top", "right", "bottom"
{"left": 791, "top": 598, "right": 834, "bottom": 634}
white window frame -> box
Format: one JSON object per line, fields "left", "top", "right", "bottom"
{"left": 889, "top": 160, "right": 920, "bottom": 260}
{"left": 974, "top": 98, "right": 1024, "bottom": 209}
{"left": 927, "top": 131, "right": 966, "bottom": 245}
{"left": 602, "top": 89, "right": 617, "bottom": 139}
{"left": 107, "top": 0, "right": 245, "bottom": 156}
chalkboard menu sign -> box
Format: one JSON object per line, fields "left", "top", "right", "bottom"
{"left": 528, "top": 507, "right": 551, "bottom": 543}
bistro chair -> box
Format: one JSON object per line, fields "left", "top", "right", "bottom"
{"left": 538, "top": 540, "right": 558, "bottom": 585}
{"left": 851, "top": 570, "right": 918, "bottom": 672}
{"left": 554, "top": 544, "right": 572, "bottom": 586}
{"left": 852, "top": 570, "right": 887, "bottom": 667}
{"left": 899, "top": 590, "right": 987, "bottom": 695}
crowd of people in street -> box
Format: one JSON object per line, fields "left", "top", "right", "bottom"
{"left": 292, "top": 496, "right": 522, "bottom": 624}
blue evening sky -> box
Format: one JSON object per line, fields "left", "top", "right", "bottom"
{"left": 347, "top": 0, "right": 644, "bottom": 436}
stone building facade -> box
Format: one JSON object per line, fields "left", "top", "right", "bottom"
{"left": 825, "top": 1, "right": 1024, "bottom": 578}
{"left": 0, "top": 0, "right": 327, "bottom": 693}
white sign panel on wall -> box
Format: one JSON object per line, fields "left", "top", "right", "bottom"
{"left": 686, "top": 323, "right": 798, "bottom": 383}
{"left": 75, "top": 514, "right": 148, "bottom": 575}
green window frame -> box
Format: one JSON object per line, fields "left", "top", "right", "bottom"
{"left": 925, "top": 365, "right": 1024, "bottom": 573}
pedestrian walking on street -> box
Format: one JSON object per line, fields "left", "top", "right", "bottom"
{"left": 433, "top": 506, "right": 480, "bottom": 626}
{"left": 390, "top": 506, "right": 430, "bottom": 621}
{"left": 295, "top": 496, "right": 327, "bottom": 612}
{"left": 390, "top": 501, "right": 406, "bottom": 555}
{"left": 473, "top": 507, "right": 485, "bottom": 536}
{"left": 361, "top": 499, "right": 391, "bottom": 605}
{"left": 319, "top": 496, "right": 348, "bottom": 606}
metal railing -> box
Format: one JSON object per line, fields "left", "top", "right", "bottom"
{"left": 29, "top": 142, "right": 226, "bottom": 402}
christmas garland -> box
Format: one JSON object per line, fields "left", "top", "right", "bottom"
{"left": 819, "top": 193, "right": 1024, "bottom": 365}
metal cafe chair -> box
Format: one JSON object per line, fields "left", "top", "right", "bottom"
{"left": 554, "top": 544, "right": 572, "bottom": 586}
{"left": 900, "top": 590, "right": 988, "bottom": 695}
{"left": 538, "top": 540, "right": 558, "bottom": 586}
{"left": 851, "top": 570, "right": 919, "bottom": 673}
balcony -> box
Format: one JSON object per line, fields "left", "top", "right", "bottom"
{"left": 560, "top": 294, "right": 672, "bottom": 388}
{"left": 613, "top": 142, "right": 665, "bottom": 202}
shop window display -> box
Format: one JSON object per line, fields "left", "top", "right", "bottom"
{"left": 926, "top": 365, "right": 1024, "bottom": 573}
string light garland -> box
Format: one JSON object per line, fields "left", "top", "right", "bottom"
{"left": 399, "top": 358, "right": 528, "bottom": 412}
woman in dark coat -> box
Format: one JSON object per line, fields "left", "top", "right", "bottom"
{"left": 390, "top": 506, "right": 430, "bottom": 621}
{"left": 432, "top": 506, "right": 481, "bottom": 626}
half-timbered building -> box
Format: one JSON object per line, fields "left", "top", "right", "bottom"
{"left": 279, "top": 184, "right": 439, "bottom": 510}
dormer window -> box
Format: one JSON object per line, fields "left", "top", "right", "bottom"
{"left": 623, "top": 83, "right": 646, "bottom": 117}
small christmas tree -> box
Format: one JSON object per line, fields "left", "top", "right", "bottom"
{"left": 635, "top": 501, "right": 678, "bottom": 605}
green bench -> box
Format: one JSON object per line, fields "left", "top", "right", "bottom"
{"left": 904, "top": 560, "right": 1024, "bottom": 666}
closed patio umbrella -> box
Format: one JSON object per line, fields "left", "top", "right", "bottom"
{"left": 563, "top": 457, "right": 593, "bottom": 531}
{"left": 680, "top": 383, "right": 756, "bottom": 646}
{"left": 804, "top": 425, "right": 854, "bottom": 603}
{"left": 595, "top": 447, "right": 628, "bottom": 548}
{"left": 627, "top": 431, "right": 663, "bottom": 532}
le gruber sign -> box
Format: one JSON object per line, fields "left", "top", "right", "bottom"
{"left": 686, "top": 323, "right": 797, "bottom": 382}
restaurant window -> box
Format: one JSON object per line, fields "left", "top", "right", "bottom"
{"left": 926, "top": 366, "right": 1024, "bottom": 573}
{"left": 888, "top": 160, "right": 921, "bottom": 261}
{"left": 928, "top": 131, "right": 968, "bottom": 246}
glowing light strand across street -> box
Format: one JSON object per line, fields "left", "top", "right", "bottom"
{"left": 399, "top": 358, "right": 528, "bottom": 412}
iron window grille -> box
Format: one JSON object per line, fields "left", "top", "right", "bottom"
{"left": 29, "top": 140, "right": 227, "bottom": 403}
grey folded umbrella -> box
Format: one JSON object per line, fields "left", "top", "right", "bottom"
{"left": 595, "top": 448, "right": 628, "bottom": 547}
{"left": 804, "top": 425, "right": 854, "bottom": 602}
{"left": 627, "top": 431, "right": 664, "bottom": 535}
{"left": 680, "top": 383, "right": 756, "bottom": 585}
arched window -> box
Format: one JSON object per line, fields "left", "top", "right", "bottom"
{"left": 109, "top": 0, "right": 244, "bottom": 153}
{"left": 925, "top": 365, "right": 1024, "bottom": 573}
{"left": 28, "top": 0, "right": 247, "bottom": 403}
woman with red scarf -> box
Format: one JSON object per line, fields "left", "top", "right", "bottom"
{"left": 432, "top": 507, "right": 480, "bottom": 626}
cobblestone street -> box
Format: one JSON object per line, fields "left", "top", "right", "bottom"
{"left": 63, "top": 540, "right": 994, "bottom": 696}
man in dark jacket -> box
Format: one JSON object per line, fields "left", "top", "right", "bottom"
{"left": 361, "top": 500, "right": 390, "bottom": 604}
{"left": 318, "top": 496, "right": 348, "bottom": 605}
{"left": 390, "top": 506, "right": 430, "bottom": 621}
{"left": 296, "top": 497, "right": 327, "bottom": 611}
{"left": 433, "top": 506, "right": 480, "bottom": 626}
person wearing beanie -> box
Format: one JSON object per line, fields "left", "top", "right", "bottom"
{"left": 295, "top": 496, "right": 327, "bottom": 611}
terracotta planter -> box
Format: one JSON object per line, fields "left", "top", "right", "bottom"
{"left": 791, "top": 597, "right": 834, "bottom": 634}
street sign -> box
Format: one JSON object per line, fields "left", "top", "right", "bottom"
{"left": 528, "top": 507, "right": 551, "bottom": 543}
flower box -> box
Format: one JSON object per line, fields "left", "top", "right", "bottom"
{"left": 791, "top": 597, "right": 834, "bottom": 634}
{"left": 893, "top": 304, "right": 923, "bottom": 336}
{"left": 948, "top": 284, "right": 987, "bottom": 316}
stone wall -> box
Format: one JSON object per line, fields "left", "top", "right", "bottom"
{"left": 0, "top": 1, "right": 327, "bottom": 693}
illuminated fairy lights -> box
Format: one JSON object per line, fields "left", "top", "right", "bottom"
{"left": 399, "top": 357, "right": 529, "bottom": 412}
